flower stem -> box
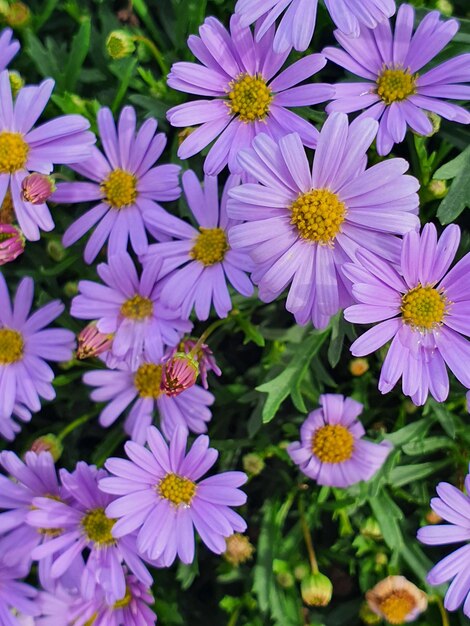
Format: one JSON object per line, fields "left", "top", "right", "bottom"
{"left": 57, "top": 413, "right": 94, "bottom": 442}
{"left": 430, "top": 595, "right": 450, "bottom": 626}
{"left": 191, "top": 318, "right": 229, "bottom": 355}
{"left": 133, "top": 35, "right": 168, "bottom": 75}
{"left": 299, "top": 496, "right": 319, "bottom": 574}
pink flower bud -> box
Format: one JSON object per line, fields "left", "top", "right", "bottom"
{"left": 179, "top": 339, "right": 221, "bottom": 389}
{"left": 21, "top": 173, "right": 56, "bottom": 205}
{"left": 0, "top": 224, "right": 25, "bottom": 265}
{"left": 76, "top": 322, "right": 113, "bottom": 360}
{"left": 161, "top": 353, "right": 199, "bottom": 397}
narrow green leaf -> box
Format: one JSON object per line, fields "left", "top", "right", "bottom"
{"left": 64, "top": 18, "right": 91, "bottom": 92}
{"left": 389, "top": 459, "right": 451, "bottom": 488}
{"left": 435, "top": 145, "right": 470, "bottom": 224}
{"left": 369, "top": 491, "right": 403, "bottom": 551}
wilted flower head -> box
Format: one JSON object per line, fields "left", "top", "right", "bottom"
{"left": 21, "top": 173, "right": 56, "bottom": 205}
{"left": 344, "top": 223, "right": 470, "bottom": 405}
{"left": 100, "top": 426, "right": 248, "bottom": 567}
{"left": 106, "top": 30, "right": 135, "bottom": 60}
{"left": 0, "top": 223, "right": 24, "bottom": 264}
{"left": 366, "top": 576, "right": 427, "bottom": 624}
{"left": 76, "top": 321, "right": 113, "bottom": 360}
{"left": 288, "top": 394, "right": 392, "bottom": 487}
{"left": 224, "top": 533, "right": 254, "bottom": 566}
{"left": 325, "top": 4, "right": 470, "bottom": 155}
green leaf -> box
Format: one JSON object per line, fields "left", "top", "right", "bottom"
{"left": 64, "top": 18, "right": 91, "bottom": 91}
{"left": 435, "top": 145, "right": 470, "bottom": 224}
{"left": 256, "top": 329, "right": 329, "bottom": 423}
{"left": 369, "top": 491, "right": 403, "bottom": 551}
{"left": 232, "top": 312, "right": 265, "bottom": 347}
{"left": 402, "top": 436, "right": 455, "bottom": 456}
{"left": 385, "top": 418, "right": 430, "bottom": 446}
{"left": 389, "top": 459, "right": 451, "bottom": 488}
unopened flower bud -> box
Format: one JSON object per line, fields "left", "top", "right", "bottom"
{"left": 30, "top": 434, "right": 63, "bottom": 462}
{"left": 427, "top": 179, "right": 447, "bottom": 200}
{"left": 63, "top": 281, "right": 79, "bottom": 298}
{"left": 9, "top": 70, "right": 23, "bottom": 97}
{"left": 0, "top": 224, "right": 24, "bottom": 265}
{"left": 161, "top": 353, "right": 199, "bottom": 397}
{"left": 436, "top": 0, "right": 453, "bottom": 16}
{"left": 224, "top": 533, "right": 254, "bottom": 566}
{"left": 301, "top": 572, "right": 333, "bottom": 607}
{"left": 46, "top": 239, "right": 66, "bottom": 262}
{"left": 426, "top": 112, "right": 441, "bottom": 136}
{"left": 22, "top": 173, "right": 56, "bottom": 205}
{"left": 361, "top": 517, "right": 383, "bottom": 540}
{"left": 277, "top": 571, "right": 295, "bottom": 588}
{"left": 6, "top": 2, "right": 30, "bottom": 27}
{"left": 349, "top": 357, "right": 369, "bottom": 377}
{"left": 294, "top": 563, "right": 310, "bottom": 581}
{"left": 106, "top": 30, "right": 136, "bottom": 60}
{"left": 77, "top": 322, "right": 113, "bottom": 360}
{"left": 242, "top": 453, "right": 265, "bottom": 477}
{"left": 375, "top": 553, "right": 388, "bottom": 567}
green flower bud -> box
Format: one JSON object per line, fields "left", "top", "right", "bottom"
{"left": 63, "top": 281, "right": 79, "bottom": 298}
{"left": 6, "top": 2, "right": 30, "bottom": 27}
{"left": 242, "top": 453, "right": 265, "bottom": 476}
{"left": 30, "top": 434, "right": 63, "bottom": 462}
{"left": 106, "top": 30, "right": 135, "bottom": 60}
{"left": 361, "top": 517, "right": 383, "bottom": 540}
{"left": 359, "top": 602, "right": 382, "bottom": 624}
{"left": 426, "top": 179, "right": 447, "bottom": 200}
{"left": 436, "top": 0, "right": 453, "bottom": 16}
{"left": 8, "top": 71, "right": 23, "bottom": 97}
{"left": 301, "top": 572, "right": 333, "bottom": 607}
{"left": 46, "top": 239, "right": 66, "bottom": 262}
{"left": 276, "top": 571, "right": 295, "bottom": 589}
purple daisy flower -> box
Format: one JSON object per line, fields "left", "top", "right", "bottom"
{"left": 0, "top": 28, "right": 20, "bottom": 70}
{"left": 417, "top": 469, "right": 470, "bottom": 618}
{"left": 0, "top": 451, "right": 63, "bottom": 578}
{"left": 53, "top": 106, "right": 181, "bottom": 264}
{"left": 227, "top": 112, "right": 420, "bottom": 329}
{"left": 37, "top": 573, "right": 156, "bottom": 626}
{"left": 288, "top": 394, "right": 391, "bottom": 487}
{"left": 28, "top": 462, "right": 154, "bottom": 605}
{"left": 142, "top": 171, "right": 254, "bottom": 320}
{"left": 324, "top": 4, "right": 470, "bottom": 155}
{"left": 167, "top": 15, "right": 333, "bottom": 175}
{"left": 100, "top": 425, "right": 247, "bottom": 567}
{"left": 0, "top": 274, "right": 75, "bottom": 440}
{"left": 235, "top": 0, "right": 396, "bottom": 52}
{"left": 344, "top": 223, "right": 470, "bottom": 405}
{"left": 0, "top": 71, "right": 94, "bottom": 241}
{"left": 71, "top": 252, "right": 192, "bottom": 368}
{"left": 0, "top": 557, "right": 38, "bottom": 626}
{"left": 83, "top": 355, "right": 214, "bottom": 443}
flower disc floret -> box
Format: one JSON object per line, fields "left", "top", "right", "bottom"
{"left": 100, "top": 168, "right": 137, "bottom": 209}
{"left": 401, "top": 284, "right": 448, "bottom": 331}
{"left": 190, "top": 227, "right": 229, "bottom": 266}
{"left": 158, "top": 472, "right": 197, "bottom": 506}
{"left": 312, "top": 424, "right": 354, "bottom": 463}
{"left": 134, "top": 363, "right": 163, "bottom": 398}
{"left": 0, "top": 131, "right": 29, "bottom": 173}
{"left": 120, "top": 295, "right": 154, "bottom": 320}
{"left": 290, "top": 189, "right": 346, "bottom": 244}
{"left": 113, "top": 588, "right": 132, "bottom": 609}
{"left": 228, "top": 73, "right": 273, "bottom": 122}
{"left": 0, "top": 328, "right": 24, "bottom": 364}
{"left": 376, "top": 67, "right": 417, "bottom": 105}
{"left": 379, "top": 590, "right": 416, "bottom": 625}
{"left": 81, "top": 507, "right": 115, "bottom": 546}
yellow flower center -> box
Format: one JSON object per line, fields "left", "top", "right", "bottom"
{"left": 134, "top": 363, "right": 163, "bottom": 399}
{"left": 0, "top": 328, "right": 24, "bottom": 365}
{"left": 312, "top": 424, "right": 355, "bottom": 463}
{"left": 228, "top": 73, "right": 273, "bottom": 122}
{"left": 401, "top": 284, "right": 448, "bottom": 331}
{"left": 120, "top": 295, "right": 154, "bottom": 320}
{"left": 190, "top": 227, "right": 228, "bottom": 266}
{"left": 0, "top": 131, "right": 29, "bottom": 173}
{"left": 158, "top": 472, "right": 197, "bottom": 506}
{"left": 379, "top": 590, "right": 416, "bottom": 625}
{"left": 113, "top": 588, "right": 132, "bottom": 609}
{"left": 376, "top": 67, "right": 417, "bottom": 105}
{"left": 100, "top": 169, "right": 137, "bottom": 209}
{"left": 81, "top": 507, "right": 115, "bottom": 546}
{"left": 291, "top": 189, "right": 346, "bottom": 244}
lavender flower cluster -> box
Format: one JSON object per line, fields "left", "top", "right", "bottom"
{"left": 0, "top": 0, "right": 469, "bottom": 622}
